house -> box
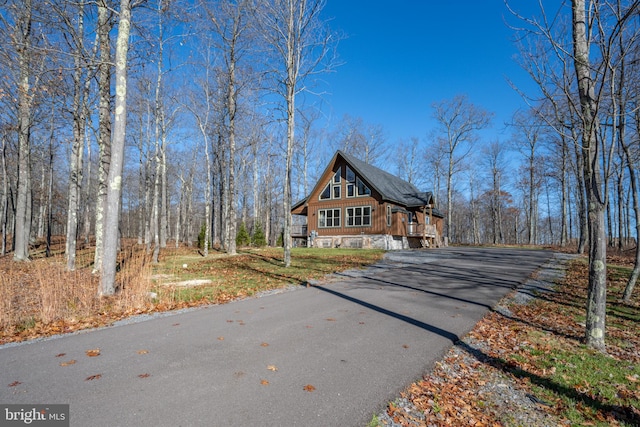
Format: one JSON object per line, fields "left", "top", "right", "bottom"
{"left": 291, "top": 150, "right": 444, "bottom": 250}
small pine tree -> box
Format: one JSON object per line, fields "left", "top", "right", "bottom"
{"left": 236, "top": 222, "right": 250, "bottom": 247}
{"left": 197, "top": 224, "right": 206, "bottom": 249}
{"left": 252, "top": 221, "right": 267, "bottom": 247}
{"left": 276, "top": 230, "right": 284, "bottom": 247}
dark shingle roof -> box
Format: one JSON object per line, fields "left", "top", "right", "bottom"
{"left": 338, "top": 151, "right": 435, "bottom": 208}
{"left": 292, "top": 150, "right": 443, "bottom": 217}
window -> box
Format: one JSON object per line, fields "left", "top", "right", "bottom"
{"left": 332, "top": 185, "right": 341, "bottom": 199}
{"left": 320, "top": 183, "right": 331, "bottom": 200}
{"left": 386, "top": 205, "right": 392, "bottom": 227}
{"left": 356, "top": 177, "right": 371, "bottom": 196}
{"left": 318, "top": 208, "right": 340, "bottom": 228}
{"left": 345, "top": 166, "right": 371, "bottom": 197}
{"left": 346, "top": 166, "right": 355, "bottom": 182}
{"left": 319, "top": 168, "right": 342, "bottom": 201}
{"left": 346, "top": 206, "right": 371, "bottom": 227}
{"left": 347, "top": 183, "right": 355, "bottom": 197}
{"left": 333, "top": 167, "right": 341, "bottom": 183}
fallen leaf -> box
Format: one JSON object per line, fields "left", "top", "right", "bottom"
{"left": 55, "top": 353, "right": 66, "bottom": 358}
{"left": 402, "top": 344, "right": 410, "bottom": 349}
{"left": 267, "top": 365, "right": 278, "bottom": 372}
{"left": 326, "top": 318, "right": 336, "bottom": 321}
{"left": 8, "top": 381, "right": 21, "bottom": 387}
{"left": 85, "top": 348, "right": 100, "bottom": 357}
{"left": 137, "top": 349, "right": 149, "bottom": 355}
{"left": 260, "top": 342, "right": 269, "bottom": 347}
{"left": 359, "top": 322, "right": 365, "bottom": 325}
{"left": 60, "top": 360, "right": 76, "bottom": 367}
{"left": 85, "top": 374, "right": 102, "bottom": 381}
{"left": 303, "top": 384, "right": 316, "bottom": 392}
{"left": 172, "top": 323, "right": 180, "bottom": 326}
{"left": 227, "top": 320, "right": 234, "bottom": 323}
{"left": 218, "top": 336, "right": 224, "bottom": 341}
{"left": 138, "top": 373, "right": 150, "bottom": 378}
{"left": 260, "top": 379, "right": 269, "bottom": 385}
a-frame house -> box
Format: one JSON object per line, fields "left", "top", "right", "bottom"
{"left": 291, "top": 150, "right": 444, "bottom": 249}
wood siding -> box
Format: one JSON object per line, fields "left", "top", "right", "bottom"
{"left": 292, "top": 155, "right": 444, "bottom": 241}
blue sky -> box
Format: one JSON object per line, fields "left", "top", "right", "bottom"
{"left": 319, "top": 1, "right": 552, "bottom": 144}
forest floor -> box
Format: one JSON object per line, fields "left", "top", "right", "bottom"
{"left": 1, "top": 242, "right": 639, "bottom": 426}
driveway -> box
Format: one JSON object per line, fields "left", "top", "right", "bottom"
{"left": 0, "top": 247, "right": 553, "bottom": 426}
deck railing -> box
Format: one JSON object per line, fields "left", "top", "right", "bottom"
{"left": 291, "top": 224, "right": 308, "bottom": 237}
{"left": 407, "top": 223, "right": 436, "bottom": 237}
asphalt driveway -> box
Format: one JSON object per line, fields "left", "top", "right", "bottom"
{"left": 0, "top": 247, "right": 553, "bottom": 426}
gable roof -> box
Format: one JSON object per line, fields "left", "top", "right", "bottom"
{"left": 338, "top": 150, "right": 433, "bottom": 208}
{"left": 293, "top": 150, "right": 442, "bottom": 215}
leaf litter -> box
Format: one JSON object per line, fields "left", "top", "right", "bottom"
{"left": 377, "top": 253, "right": 640, "bottom": 427}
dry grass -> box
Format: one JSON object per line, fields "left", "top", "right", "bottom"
{"left": 0, "top": 239, "right": 385, "bottom": 345}
{"left": 0, "top": 239, "right": 154, "bottom": 344}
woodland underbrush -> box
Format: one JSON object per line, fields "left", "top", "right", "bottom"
{"left": 0, "top": 239, "right": 385, "bottom": 344}
{"left": 0, "top": 239, "right": 154, "bottom": 343}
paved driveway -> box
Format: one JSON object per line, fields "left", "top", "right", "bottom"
{"left": 0, "top": 247, "right": 553, "bottom": 426}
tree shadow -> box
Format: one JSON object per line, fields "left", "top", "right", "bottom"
{"left": 310, "top": 283, "right": 639, "bottom": 426}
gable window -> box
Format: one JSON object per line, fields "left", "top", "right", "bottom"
{"left": 346, "top": 166, "right": 355, "bottom": 182}
{"left": 319, "top": 168, "right": 342, "bottom": 201}
{"left": 356, "top": 177, "right": 371, "bottom": 196}
{"left": 320, "top": 183, "right": 331, "bottom": 200}
{"left": 345, "top": 166, "right": 371, "bottom": 198}
{"left": 318, "top": 208, "right": 340, "bottom": 228}
{"left": 346, "top": 206, "right": 371, "bottom": 227}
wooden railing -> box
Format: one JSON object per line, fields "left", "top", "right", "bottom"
{"left": 291, "top": 224, "right": 308, "bottom": 237}
{"left": 407, "top": 223, "right": 436, "bottom": 237}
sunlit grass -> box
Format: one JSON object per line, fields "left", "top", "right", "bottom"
{"left": 1, "top": 244, "right": 385, "bottom": 344}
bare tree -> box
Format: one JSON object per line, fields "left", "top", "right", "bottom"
{"left": 332, "top": 114, "right": 388, "bottom": 166}
{"left": 431, "top": 94, "right": 492, "bottom": 244}
{"left": 511, "top": 109, "right": 545, "bottom": 245}
{"left": 9, "top": 0, "right": 35, "bottom": 261}
{"left": 0, "top": 129, "right": 7, "bottom": 255}
{"left": 209, "top": 0, "right": 255, "bottom": 255}
{"left": 100, "top": 0, "right": 134, "bottom": 296}
{"left": 183, "top": 44, "right": 216, "bottom": 257}
{"left": 256, "top": 0, "right": 336, "bottom": 267}
{"left": 483, "top": 140, "right": 508, "bottom": 245}
{"left": 93, "top": 0, "right": 113, "bottom": 273}
{"left": 395, "top": 136, "right": 422, "bottom": 187}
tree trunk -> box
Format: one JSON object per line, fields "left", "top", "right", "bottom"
{"left": 226, "top": 44, "right": 238, "bottom": 256}
{"left": 100, "top": 0, "right": 132, "bottom": 296}
{"left": 572, "top": 126, "right": 588, "bottom": 254}
{"left": 621, "top": 111, "right": 639, "bottom": 302}
{"left": 560, "top": 138, "right": 569, "bottom": 246}
{"left": 66, "top": 2, "right": 88, "bottom": 270}
{"left": 572, "top": 0, "right": 607, "bottom": 351}
{"left": 13, "top": 0, "right": 33, "bottom": 262}
{"left": 1, "top": 136, "right": 8, "bottom": 255}
{"left": 94, "top": 0, "right": 112, "bottom": 273}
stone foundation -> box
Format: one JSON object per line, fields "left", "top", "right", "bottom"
{"left": 310, "top": 234, "right": 414, "bottom": 250}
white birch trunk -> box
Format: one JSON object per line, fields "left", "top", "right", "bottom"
{"left": 100, "top": 0, "right": 132, "bottom": 296}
